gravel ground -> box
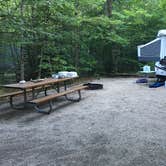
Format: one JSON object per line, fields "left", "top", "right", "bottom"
{"left": 0, "top": 77, "right": 166, "bottom": 166}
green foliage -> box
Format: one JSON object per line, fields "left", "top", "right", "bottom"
{"left": 51, "top": 56, "right": 75, "bottom": 72}
{"left": 1, "top": 0, "right": 166, "bottom": 81}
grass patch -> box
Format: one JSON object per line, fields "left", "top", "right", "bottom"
{"left": 0, "top": 88, "right": 18, "bottom": 95}
{"left": 0, "top": 89, "right": 5, "bottom": 95}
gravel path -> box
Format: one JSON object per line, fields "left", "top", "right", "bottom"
{"left": 0, "top": 78, "right": 166, "bottom": 166}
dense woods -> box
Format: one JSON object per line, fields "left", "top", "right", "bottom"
{"left": 0, "top": 0, "right": 166, "bottom": 82}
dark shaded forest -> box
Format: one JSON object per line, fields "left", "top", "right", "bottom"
{"left": 0, "top": 0, "right": 166, "bottom": 82}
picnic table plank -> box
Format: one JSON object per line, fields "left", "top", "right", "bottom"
{"left": 2, "top": 77, "right": 77, "bottom": 90}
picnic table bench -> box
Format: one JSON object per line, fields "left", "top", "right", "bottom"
{"left": 29, "top": 85, "right": 88, "bottom": 114}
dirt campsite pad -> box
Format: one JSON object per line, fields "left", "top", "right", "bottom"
{"left": 0, "top": 78, "right": 166, "bottom": 166}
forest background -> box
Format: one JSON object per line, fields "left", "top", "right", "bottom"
{"left": 0, "top": 0, "right": 166, "bottom": 83}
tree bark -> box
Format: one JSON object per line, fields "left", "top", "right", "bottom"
{"left": 106, "top": 0, "right": 112, "bottom": 17}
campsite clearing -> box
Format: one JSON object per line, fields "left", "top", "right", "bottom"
{"left": 0, "top": 78, "right": 166, "bottom": 166}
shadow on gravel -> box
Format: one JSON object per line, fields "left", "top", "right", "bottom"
{"left": 0, "top": 97, "right": 85, "bottom": 122}
{"left": 21, "top": 101, "right": 75, "bottom": 124}
{"left": 0, "top": 106, "right": 34, "bottom": 121}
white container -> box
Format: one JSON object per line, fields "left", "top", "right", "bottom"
{"left": 67, "top": 71, "right": 78, "bottom": 78}
{"left": 52, "top": 74, "right": 59, "bottom": 79}
{"left": 58, "top": 71, "right": 69, "bottom": 78}
{"left": 19, "top": 80, "right": 26, "bottom": 84}
{"left": 143, "top": 65, "right": 151, "bottom": 72}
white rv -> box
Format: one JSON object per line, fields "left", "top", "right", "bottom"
{"left": 137, "top": 30, "right": 166, "bottom": 81}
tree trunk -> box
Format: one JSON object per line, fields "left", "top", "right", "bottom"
{"left": 74, "top": 0, "right": 80, "bottom": 70}
{"left": 38, "top": 49, "right": 43, "bottom": 79}
{"left": 74, "top": 35, "right": 80, "bottom": 70}
{"left": 20, "top": 46, "right": 25, "bottom": 80}
{"left": 112, "top": 46, "right": 120, "bottom": 73}
{"left": 20, "top": 0, "right": 25, "bottom": 80}
{"left": 106, "top": 0, "right": 112, "bottom": 17}
{"left": 105, "top": 0, "right": 116, "bottom": 73}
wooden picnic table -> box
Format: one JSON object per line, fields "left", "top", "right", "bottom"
{"left": 2, "top": 77, "right": 78, "bottom": 107}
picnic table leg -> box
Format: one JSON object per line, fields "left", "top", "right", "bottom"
{"left": 9, "top": 96, "right": 14, "bottom": 108}
{"left": 65, "top": 90, "right": 81, "bottom": 102}
{"left": 34, "top": 101, "right": 53, "bottom": 114}
{"left": 9, "top": 90, "right": 27, "bottom": 109}
{"left": 13, "top": 89, "right": 28, "bottom": 108}
{"left": 9, "top": 96, "right": 23, "bottom": 109}
{"left": 57, "top": 83, "right": 60, "bottom": 93}
{"left": 42, "top": 85, "right": 48, "bottom": 96}
{"left": 31, "top": 87, "right": 44, "bottom": 99}
{"left": 23, "top": 89, "right": 27, "bottom": 105}
{"left": 78, "top": 90, "right": 81, "bottom": 100}
{"left": 64, "top": 81, "right": 67, "bottom": 90}
{"left": 44, "top": 87, "right": 47, "bottom": 96}
{"left": 32, "top": 88, "right": 35, "bottom": 99}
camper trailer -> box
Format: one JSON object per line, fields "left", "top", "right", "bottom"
{"left": 137, "top": 30, "right": 166, "bottom": 81}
